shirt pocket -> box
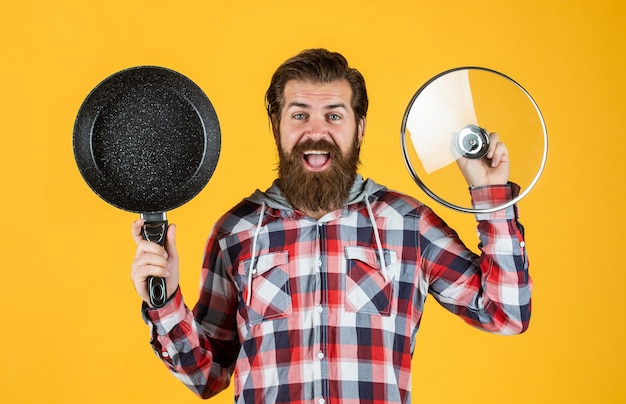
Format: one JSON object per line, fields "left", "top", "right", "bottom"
{"left": 344, "top": 246, "right": 396, "bottom": 316}
{"left": 239, "top": 251, "right": 292, "bottom": 325}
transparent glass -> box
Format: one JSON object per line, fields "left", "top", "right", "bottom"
{"left": 400, "top": 67, "right": 548, "bottom": 213}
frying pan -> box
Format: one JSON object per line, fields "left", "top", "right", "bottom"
{"left": 73, "top": 66, "right": 221, "bottom": 307}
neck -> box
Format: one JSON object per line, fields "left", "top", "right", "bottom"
{"left": 301, "top": 208, "right": 328, "bottom": 220}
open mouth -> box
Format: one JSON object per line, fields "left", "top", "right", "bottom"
{"left": 303, "top": 150, "right": 331, "bottom": 171}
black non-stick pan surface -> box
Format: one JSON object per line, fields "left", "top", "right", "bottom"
{"left": 73, "top": 66, "right": 220, "bottom": 213}
{"left": 73, "top": 66, "right": 221, "bottom": 307}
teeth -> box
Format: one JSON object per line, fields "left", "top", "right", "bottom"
{"left": 304, "top": 150, "right": 328, "bottom": 155}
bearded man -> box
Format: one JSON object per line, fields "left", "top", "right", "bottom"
{"left": 131, "top": 49, "right": 531, "bottom": 403}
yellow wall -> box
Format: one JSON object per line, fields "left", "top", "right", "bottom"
{"left": 1, "top": 1, "right": 624, "bottom": 403}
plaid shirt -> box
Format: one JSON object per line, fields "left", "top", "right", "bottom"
{"left": 144, "top": 179, "right": 531, "bottom": 403}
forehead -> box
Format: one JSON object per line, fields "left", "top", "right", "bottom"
{"left": 282, "top": 79, "right": 353, "bottom": 109}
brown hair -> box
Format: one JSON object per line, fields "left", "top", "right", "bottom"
{"left": 265, "top": 48, "right": 368, "bottom": 124}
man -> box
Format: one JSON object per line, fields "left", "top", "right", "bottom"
{"left": 131, "top": 49, "right": 531, "bottom": 403}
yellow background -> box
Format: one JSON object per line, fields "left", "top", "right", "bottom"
{"left": 1, "top": 1, "right": 624, "bottom": 403}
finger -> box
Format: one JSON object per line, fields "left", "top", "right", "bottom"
{"left": 134, "top": 239, "right": 168, "bottom": 261}
{"left": 132, "top": 263, "right": 170, "bottom": 281}
{"left": 132, "top": 251, "right": 170, "bottom": 277}
{"left": 486, "top": 132, "right": 499, "bottom": 159}
{"left": 134, "top": 248, "right": 168, "bottom": 268}
{"left": 131, "top": 219, "right": 145, "bottom": 244}
{"left": 130, "top": 262, "right": 169, "bottom": 302}
{"left": 490, "top": 141, "right": 509, "bottom": 167}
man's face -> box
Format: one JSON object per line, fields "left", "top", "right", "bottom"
{"left": 273, "top": 79, "right": 366, "bottom": 215}
{"left": 273, "top": 79, "right": 364, "bottom": 168}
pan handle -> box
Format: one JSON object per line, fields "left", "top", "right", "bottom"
{"left": 140, "top": 212, "right": 169, "bottom": 308}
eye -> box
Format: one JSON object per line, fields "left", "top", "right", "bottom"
{"left": 328, "top": 113, "right": 342, "bottom": 121}
{"left": 293, "top": 113, "right": 307, "bottom": 120}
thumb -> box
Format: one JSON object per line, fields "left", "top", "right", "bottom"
{"left": 131, "top": 219, "right": 146, "bottom": 245}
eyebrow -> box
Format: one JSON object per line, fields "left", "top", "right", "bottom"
{"left": 286, "top": 101, "right": 348, "bottom": 110}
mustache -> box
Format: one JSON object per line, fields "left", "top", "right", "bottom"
{"left": 291, "top": 139, "right": 340, "bottom": 155}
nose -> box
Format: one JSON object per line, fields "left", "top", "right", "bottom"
{"left": 303, "top": 115, "right": 330, "bottom": 141}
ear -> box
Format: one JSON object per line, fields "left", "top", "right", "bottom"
{"left": 357, "top": 118, "right": 366, "bottom": 146}
{"left": 270, "top": 116, "right": 280, "bottom": 143}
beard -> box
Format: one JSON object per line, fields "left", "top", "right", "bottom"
{"left": 277, "top": 134, "right": 361, "bottom": 214}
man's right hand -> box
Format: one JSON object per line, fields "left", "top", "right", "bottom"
{"left": 130, "top": 219, "right": 180, "bottom": 307}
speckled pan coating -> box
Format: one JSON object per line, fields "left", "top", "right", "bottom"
{"left": 73, "top": 66, "right": 221, "bottom": 213}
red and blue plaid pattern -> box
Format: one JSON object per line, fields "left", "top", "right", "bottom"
{"left": 144, "top": 183, "right": 531, "bottom": 403}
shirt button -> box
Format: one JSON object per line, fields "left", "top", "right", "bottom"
{"left": 161, "top": 351, "right": 169, "bottom": 358}
{"left": 317, "top": 306, "right": 323, "bottom": 313}
{"left": 319, "top": 399, "right": 326, "bottom": 404}
{"left": 316, "top": 259, "right": 322, "bottom": 267}
{"left": 520, "top": 241, "right": 526, "bottom": 248}
{"left": 317, "top": 352, "right": 325, "bottom": 360}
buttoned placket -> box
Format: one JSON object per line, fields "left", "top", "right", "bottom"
{"left": 313, "top": 220, "right": 329, "bottom": 404}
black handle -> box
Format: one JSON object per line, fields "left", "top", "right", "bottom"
{"left": 140, "top": 213, "right": 168, "bottom": 308}
{"left": 148, "top": 275, "right": 168, "bottom": 308}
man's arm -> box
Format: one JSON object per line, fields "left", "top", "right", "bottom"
{"left": 136, "top": 224, "right": 240, "bottom": 399}
{"left": 420, "top": 183, "right": 531, "bottom": 335}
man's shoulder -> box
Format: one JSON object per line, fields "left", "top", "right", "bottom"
{"left": 367, "top": 183, "right": 428, "bottom": 218}
{"left": 212, "top": 198, "right": 265, "bottom": 238}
